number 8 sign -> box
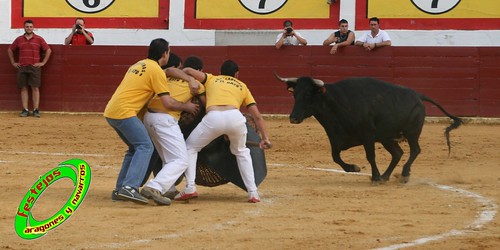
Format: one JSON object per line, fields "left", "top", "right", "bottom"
{"left": 65, "top": 0, "right": 115, "bottom": 13}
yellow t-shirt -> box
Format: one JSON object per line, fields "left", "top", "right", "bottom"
{"left": 204, "top": 74, "right": 256, "bottom": 109}
{"left": 104, "top": 59, "right": 169, "bottom": 119}
{"left": 147, "top": 77, "right": 205, "bottom": 120}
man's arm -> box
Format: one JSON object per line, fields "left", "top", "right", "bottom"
{"left": 7, "top": 48, "right": 19, "bottom": 68}
{"left": 374, "top": 32, "right": 391, "bottom": 48}
{"left": 275, "top": 32, "right": 286, "bottom": 49}
{"left": 374, "top": 40, "right": 391, "bottom": 48}
{"left": 165, "top": 67, "right": 200, "bottom": 95}
{"left": 183, "top": 67, "right": 207, "bottom": 83}
{"left": 337, "top": 32, "right": 355, "bottom": 48}
{"left": 34, "top": 48, "right": 52, "bottom": 68}
{"left": 247, "top": 104, "right": 272, "bottom": 149}
{"left": 293, "top": 31, "right": 307, "bottom": 46}
{"left": 64, "top": 25, "right": 76, "bottom": 45}
{"left": 323, "top": 33, "right": 337, "bottom": 46}
{"left": 355, "top": 32, "right": 367, "bottom": 46}
{"left": 82, "top": 30, "right": 94, "bottom": 44}
{"left": 159, "top": 94, "right": 199, "bottom": 114}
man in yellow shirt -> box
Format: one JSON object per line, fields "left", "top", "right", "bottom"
{"left": 140, "top": 55, "right": 205, "bottom": 205}
{"left": 104, "top": 38, "right": 199, "bottom": 204}
{"left": 181, "top": 59, "right": 272, "bottom": 203}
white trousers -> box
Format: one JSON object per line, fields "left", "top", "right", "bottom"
{"left": 185, "top": 110, "right": 257, "bottom": 192}
{"left": 143, "top": 112, "right": 188, "bottom": 194}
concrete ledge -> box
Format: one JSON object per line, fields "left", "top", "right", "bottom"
{"left": 2, "top": 111, "right": 499, "bottom": 124}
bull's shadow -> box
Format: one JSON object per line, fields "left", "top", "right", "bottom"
{"left": 275, "top": 73, "right": 463, "bottom": 184}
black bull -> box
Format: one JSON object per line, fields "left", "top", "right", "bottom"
{"left": 142, "top": 102, "right": 267, "bottom": 191}
{"left": 275, "top": 74, "right": 463, "bottom": 184}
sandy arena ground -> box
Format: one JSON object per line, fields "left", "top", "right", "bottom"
{"left": 0, "top": 112, "right": 499, "bottom": 250}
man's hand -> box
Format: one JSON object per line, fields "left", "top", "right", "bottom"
{"left": 330, "top": 44, "right": 338, "bottom": 55}
{"left": 259, "top": 138, "right": 272, "bottom": 150}
{"left": 33, "top": 62, "right": 45, "bottom": 68}
{"left": 183, "top": 101, "right": 199, "bottom": 115}
{"left": 188, "top": 78, "right": 200, "bottom": 96}
{"left": 363, "top": 42, "right": 375, "bottom": 51}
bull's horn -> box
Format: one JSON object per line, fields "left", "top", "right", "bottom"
{"left": 274, "top": 72, "right": 298, "bottom": 83}
{"left": 312, "top": 78, "right": 325, "bottom": 87}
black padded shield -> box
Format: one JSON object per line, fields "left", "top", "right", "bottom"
{"left": 142, "top": 112, "right": 267, "bottom": 190}
{"left": 197, "top": 123, "right": 267, "bottom": 191}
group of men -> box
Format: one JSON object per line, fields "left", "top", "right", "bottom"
{"left": 276, "top": 17, "right": 392, "bottom": 54}
{"left": 104, "top": 38, "right": 272, "bottom": 206}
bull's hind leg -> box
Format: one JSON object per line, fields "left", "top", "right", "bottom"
{"left": 380, "top": 140, "right": 404, "bottom": 182}
{"left": 400, "top": 106, "right": 425, "bottom": 183}
{"left": 400, "top": 137, "right": 421, "bottom": 183}
{"left": 363, "top": 142, "right": 382, "bottom": 184}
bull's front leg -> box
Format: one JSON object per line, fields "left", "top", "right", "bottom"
{"left": 331, "top": 150, "right": 361, "bottom": 172}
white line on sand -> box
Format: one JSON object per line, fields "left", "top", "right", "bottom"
{"left": 78, "top": 163, "right": 497, "bottom": 249}
{"left": 307, "top": 167, "right": 497, "bottom": 250}
{"left": 0, "top": 150, "right": 113, "bottom": 157}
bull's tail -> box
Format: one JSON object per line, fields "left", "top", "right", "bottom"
{"left": 419, "top": 94, "right": 464, "bottom": 155}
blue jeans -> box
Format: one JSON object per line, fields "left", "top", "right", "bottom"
{"left": 106, "top": 116, "right": 154, "bottom": 190}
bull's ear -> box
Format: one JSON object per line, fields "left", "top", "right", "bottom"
{"left": 287, "top": 86, "right": 294, "bottom": 93}
{"left": 286, "top": 82, "right": 296, "bottom": 92}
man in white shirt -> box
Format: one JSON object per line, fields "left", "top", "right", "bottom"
{"left": 355, "top": 17, "right": 391, "bottom": 51}
{"left": 275, "top": 20, "right": 307, "bottom": 49}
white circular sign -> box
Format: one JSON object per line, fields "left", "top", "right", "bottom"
{"left": 65, "top": 0, "right": 115, "bottom": 13}
{"left": 411, "top": 0, "right": 461, "bottom": 14}
{"left": 239, "top": 0, "right": 288, "bottom": 15}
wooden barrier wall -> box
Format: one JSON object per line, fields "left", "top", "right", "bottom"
{"left": 1, "top": 45, "right": 499, "bottom": 117}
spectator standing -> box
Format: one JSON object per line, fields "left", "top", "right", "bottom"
{"left": 275, "top": 20, "right": 307, "bottom": 49}
{"left": 64, "top": 18, "right": 94, "bottom": 45}
{"left": 104, "top": 38, "right": 199, "bottom": 204}
{"left": 323, "top": 19, "right": 355, "bottom": 55}
{"left": 355, "top": 17, "right": 391, "bottom": 51}
{"left": 181, "top": 60, "right": 272, "bottom": 203}
{"left": 7, "top": 19, "right": 52, "bottom": 118}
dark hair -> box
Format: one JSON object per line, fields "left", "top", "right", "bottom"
{"left": 75, "top": 17, "right": 85, "bottom": 24}
{"left": 24, "top": 20, "right": 34, "bottom": 25}
{"left": 163, "top": 53, "right": 182, "bottom": 69}
{"left": 220, "top": 60, "right": 239, "bottom": 77}
{"left": 369, "top": 17, "right": 380, "bottom": 24}
{"left": 184, "top": 56, "right": 204, "bottom": 70}
{"left": 283, "top": 20, "right": 293, "bottom": 27}
{"left": 148, "top": 38, "right": 169, "bottom": 61}
{"left": 339, "top": 19, "right": 348, "bottom": 25}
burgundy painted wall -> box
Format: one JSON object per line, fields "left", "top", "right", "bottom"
{"left": 1, "top": 45, "right": 499, "bottom": 117}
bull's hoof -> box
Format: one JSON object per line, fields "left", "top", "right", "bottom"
{"left": 380, "top": 175, "right": 390, "bottom": 182}
{"left": 371, "top": 179, "right": 383, "bottom": 186}
{"left": 400, "top": 175, "right": 410, "bottom": 184}
{"left": 345, "top": 165, "right": 361, "bottom": 172}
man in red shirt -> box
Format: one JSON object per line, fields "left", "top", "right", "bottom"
{"left": 64, "top": 18, "right": 94, "bottom": 46}
{"left": 7, "top": 20, "right": 52, "bottom": 118}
